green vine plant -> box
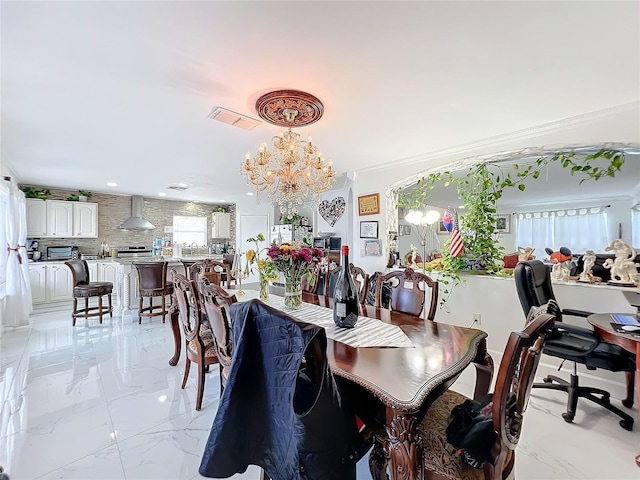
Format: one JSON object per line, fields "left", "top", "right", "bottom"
{"left": 395, "top": 148, "right": 625, "bottom": 307}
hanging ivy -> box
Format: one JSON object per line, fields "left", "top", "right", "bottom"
{"left": 394, "top": 148, "right": 625, "bottom": 306}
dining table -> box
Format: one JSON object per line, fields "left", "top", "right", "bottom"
{"left": 587, "top": 312, "right": 640, "bottom": 468}
{"left": 168, "top": 289, "right": 494, "bottom": 480}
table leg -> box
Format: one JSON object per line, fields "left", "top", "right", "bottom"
{"left": 168, "top": 295, "right": 181, "bottom": 366}
{"left": 472, "top": 339, "right": 494, "bottom": 402}
{"left": 369, "top": 438, "right": 389, "bottom": 480}
{"left": 383, "top": 412, "right": 421, "bottom": 480}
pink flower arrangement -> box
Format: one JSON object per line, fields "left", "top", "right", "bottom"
{"left": 267, "top": 242, "right": 324, "bottom": 283}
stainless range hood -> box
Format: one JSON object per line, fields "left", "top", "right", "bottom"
{"left": 119, "top": 195, "right": 156, "bottom": 230}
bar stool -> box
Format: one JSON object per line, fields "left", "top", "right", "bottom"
{"left": 65, "top": 260, "right": 113, "bottom": 326}
{"left": 133, "top": 261, "right": 174, "bottom": 324}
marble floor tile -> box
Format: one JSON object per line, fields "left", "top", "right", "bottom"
{"left": 1, "top": 307, "right": 639, "bottom": 480}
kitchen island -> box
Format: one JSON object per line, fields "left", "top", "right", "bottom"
{"left": 110, "top": 255, "right": 224, "bottom": 318}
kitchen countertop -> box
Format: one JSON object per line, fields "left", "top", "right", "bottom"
{"left": 108, "top": 254, "right": 224, "bottom": 265}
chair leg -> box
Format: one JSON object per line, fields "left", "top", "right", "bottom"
{"left": 98, "top": 295, "right": 103, "bottom": 324}
{"left": 139, "top": 296, "right": 144, "bottom": 324}
{"left": 182, "top": 358, "right": 191, "bottom": 390}
{"left": 196, "top": 361, "right": 206, "bottom": 411}
{"left": 162, "top": 295, "right": 166, "bottom": 323}
{"left": 108, "top": 294, "right": 113, "bottom": 318}
{"left": 84, "top": 297, "right": 89, "bottom": 315}
{"left": 72, "top": 298, "right": 78, "bottom": 326}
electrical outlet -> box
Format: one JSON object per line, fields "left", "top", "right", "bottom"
{"left": 473, "top": 313, "right": 481, "bottom": 325}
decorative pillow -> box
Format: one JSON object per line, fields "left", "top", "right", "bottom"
{"left": 503, "top": 254, "right": 519, "bottom": 269}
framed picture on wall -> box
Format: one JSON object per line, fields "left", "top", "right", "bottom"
{"left": 437, "top": 221, "right": 449, "bottom": 234}
{"left": 364, "top": 239, "right": 382, "bottom": 256}
{"left": 360, "top": 220, "right": 379, "bottom": 238}
{"left": 358, "top": 193, "right": 380, "bottom": 216}
{"left": 495, "top": 215, "right": 510, "bottom": 233}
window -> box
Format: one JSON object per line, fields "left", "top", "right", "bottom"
{"left": 172, "top": 215, "right": 207, "bottom": 246}
{"left": 515, "top": 207, "right": 611, "bottom": 256}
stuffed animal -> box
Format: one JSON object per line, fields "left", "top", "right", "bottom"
{"left": 546, "top": 247, "right": 572, "bottom": 282}
{"left": 545, "top": 247, "right": 572, "bottom": 264}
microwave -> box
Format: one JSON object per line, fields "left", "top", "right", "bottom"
{"left": 47, "top": 246, "right": 78, "bottom": 261}
{"left": 313, "top": 237, "right": 341, "bottom": 251}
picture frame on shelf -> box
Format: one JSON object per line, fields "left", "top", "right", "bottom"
{"left": 360, "top": 220, "right": 379, "bottom": 239}
{"left": 495, "top": 215, "right": 510, "bottom": 233}
{"left": 358, "top": 193, "right": 380, "bottom": 216}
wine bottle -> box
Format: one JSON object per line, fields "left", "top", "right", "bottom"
{"left": 333, "top": 245, "right": 359, "bottom": 328}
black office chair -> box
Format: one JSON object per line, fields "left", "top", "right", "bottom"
{"left": 514, "top": 260, "right": 635, "bottom": 430}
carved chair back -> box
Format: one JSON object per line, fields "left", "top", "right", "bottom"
{"left": 374, "top": 268, "right": 438, "bottom": 319}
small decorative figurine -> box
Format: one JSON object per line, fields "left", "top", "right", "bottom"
{"left": 603, "top": 239, "right": 638, "bottom": 285}
{"left": 578, "top": 250, "right": 601, "bottom": 283}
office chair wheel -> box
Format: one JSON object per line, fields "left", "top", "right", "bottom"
{"left": 542, "top": 377, "right": 553, "bottom": 383}
{"left": 619, "top": 418, "right": 633, "bottom": 431}
{"left": 561, "top": 412, "right": 574, "bottom": 424}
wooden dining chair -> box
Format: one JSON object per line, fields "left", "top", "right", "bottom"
{"left": 171, "top": 270, "right": 219, "bottom": 411}
{"left": 187, "top": 259, "right": 222, "bottom": 286}
{"left": 198, "top": 280, "right": 237, "bottom": 393}
{"left": 349, "top": 263, "right": 370, "bottom": 306}
{"left": 374, "top": 268, "right": 438, "bottom": 319}
{"left": 415, "top": 304, "right": 556, "bottom": 480}
{"left": 323, "top": 265, "right": 341, "bottom": 298}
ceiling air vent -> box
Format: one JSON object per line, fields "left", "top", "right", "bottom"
{"left": 208, "top": 107, "right": 261, "bottom": 130}
{"left": 167, "top": 185, "right": 188, "bottom": 191}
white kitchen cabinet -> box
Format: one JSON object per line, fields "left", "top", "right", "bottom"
{"left": 26, "top": 200, "right": 98, "bottom": 238}
{"left": 26, "top": 199, "right": 48, "bottom": 237}
{"left": 87, "top": 262, "right": 99, "bottom": 282}
{"left": 99, "top": 261, "right": 118, "bottom": 285}
{"left": 73, "top": 202, "right": 98, "bottom": 238}
{"left": 28, "top": 263, "right": 47, "bottom": 304}
{"left": 211, "top": 212, "right": 231, "bottom": 238}
{"left": 28, "top": 262, "right": 73, "bottom": 304}
{"left": 47, "top": 263, "right": 73, "bottom": 301}
{"left": 46, "top": 201, "right": 73, "bottom": 237}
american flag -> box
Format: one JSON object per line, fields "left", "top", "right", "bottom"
{"left": 449, "top": 209, "right": 464, "bottom": 258}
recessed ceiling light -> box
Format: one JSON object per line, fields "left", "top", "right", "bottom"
{"left": 246, "top": 192, "right": 254, "bottom": 196}
{"left": 193, "top": 200, "right": 200, "bottom": 203}
{"left": 178, "top": 183, "right": 188, "bottom": 188}
{"left": 107, "top": 182, "right": 118, "bottom": 187}
{"left": 158, "top": 192, "right": 167, "bottom": 197}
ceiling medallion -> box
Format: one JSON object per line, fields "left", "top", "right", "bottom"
{"left": 241, "top": 89, "right": 334, "bottom": 216}
{"left": 255, "top": 90, "right": 324, "bottom": 127}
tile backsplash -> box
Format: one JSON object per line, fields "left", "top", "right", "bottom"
{"left": 22, "top": 186, "right": 235, "bottom": 256}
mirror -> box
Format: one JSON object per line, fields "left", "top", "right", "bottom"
{"left": 396, "top": 144, "right": 640, "bottom": 265}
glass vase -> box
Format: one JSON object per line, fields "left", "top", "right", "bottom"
{"left": 284, "top": 275, "right": 302, "bottom": 310}
{"left": 259, "top": 271, "right": 269, "bottom": 301}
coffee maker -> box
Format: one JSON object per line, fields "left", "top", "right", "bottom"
{"left": 27, "top": 240, "right": 41, "bottom": 261}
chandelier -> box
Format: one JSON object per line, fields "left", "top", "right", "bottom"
{"left": 241, "top": 90, "right": 336, "bottom": 215}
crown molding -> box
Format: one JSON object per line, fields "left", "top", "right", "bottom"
{"left": 360, "top": 101, "right": 640, "bottom": 175}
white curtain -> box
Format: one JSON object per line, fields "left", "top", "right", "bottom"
{"left": 515, "top": 207, "right": 611, "bottom": 258}
{"left": 3, "top": 180, "right": 32, "bottom": 327}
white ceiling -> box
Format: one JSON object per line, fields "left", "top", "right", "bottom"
{"left": 2, "top": 1, "right": 639, "bottom": 204}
